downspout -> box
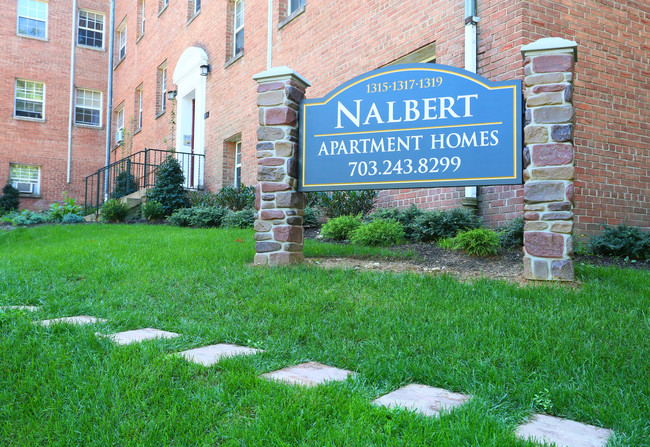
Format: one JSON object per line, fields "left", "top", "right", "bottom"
{"left": 266, "top": 0, "right": 273, "bottom": 69}
{"left": 104, "top": 0, "right": 116, "bottom": 197}
{"left": 66, "top": 0, "right": 78, "bottom": 183}
{"left": 463, "top": 0, "right": 479, "bottom": 211}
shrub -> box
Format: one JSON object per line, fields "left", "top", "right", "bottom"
{"left": 498, "top": 216, "right": 525, "bottom": 249}
{"left": 62, "top": 214, "right": 85, "bottom": 224}
{"left": 111, "top": 170, "right": 139, "bottom": 199}
{"left": 5, "top": 210, "right": 48, "bottom": 226}
{"left": 0, "top": 183, "right": 20, "bottom": 215}
{"left": 304, "top": 192, "right": 322, "bottom": 208}
{"left": 453, "top": 228, "right": 500, "bottom": 257}
{"left": 141, "top": 200, "right": 166, "bottom": 221}
{"left": 414, "top": 207, "right": 479, "bottom": 242}
{"left": 350, "top": 219, "right": 405, "bottom": 247}
{"left": 303, "top": 206, "right": 320, "bottom": 228}
{"left": 215, "top": 184, "right": 255, "bottom": 211}
{"left": 100, "top": 199, "right": 129, "bottom": 222}
{"left": 222, "top": 210, "right": 255, "bottom": 228}
{"left": 167, "top": 206, "right": 228, "bottom": 228}
{"left": 167, "top": 208, "right": 194, "bottom": 227}
{"left": 188, "top": 190, "right": 218, "bottom": 207}
{"left": 147, "top": 156, "right": 188, "bottom": 216}
{"left": 321, "top": 215, "right": 362, "bottom": 241}
{"left": 368, "top": 204, "right": 425, "bottom": 240}
{"left": 590, "top": 224, "right": 649, "bottom": 259}
{"left": 48, "top": 193, "right": 83, "bottom": 222}
{"left": 317, "top": 190, "right": 378, "bottom": 218}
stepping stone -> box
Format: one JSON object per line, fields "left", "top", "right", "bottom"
{"left": 36, "top": 315, "right": 107, "bottom": 326}
{"left": 261, "top": 361, "right": 355, "bottom": 387}
{"left": 373, "top": 384, "right": 471, "bottom": 417}
{"left": 177, "top": 343, "right": 262, "bottom": 366}
{"left": 2, "top": 306, "right": 39, "bottom": 312}
{"left": 102, "top": 328, "right": 181, "bottom": 345}
{"left": 515, "top": 414, "right": 612, "bottom": 447}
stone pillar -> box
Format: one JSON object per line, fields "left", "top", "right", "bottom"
{"left": 252, "top": 67, "right": 310, "bottom": 266}
{"left": 521, "top": 38, "right": 578, "bottom": 281}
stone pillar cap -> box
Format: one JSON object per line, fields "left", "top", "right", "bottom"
{"left": 253, "top": 66, "right": 311, "bottom": 87}
{"left": 521, "top": 37, "right": 578, "bottom": 62}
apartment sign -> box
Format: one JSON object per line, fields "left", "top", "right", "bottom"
{"left": 299, "top": 64, "right": 522, "bottom": 191}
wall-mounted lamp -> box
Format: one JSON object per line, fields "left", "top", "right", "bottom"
{"left": 167, "top": 90, "right": 177, "bottom": 100}
{"left": 200, "top": 64, "right": 211, "bottom": 76}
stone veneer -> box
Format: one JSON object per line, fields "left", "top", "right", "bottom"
{"left": 521, "top": 38, "right": 578, "bottom": 281}
{"left": 252, "top": 67, "right": 310, "bottom": 266}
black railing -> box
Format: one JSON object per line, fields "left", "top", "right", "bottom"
{"left": 84, "top": 148, "right": 204, "bottom": 214}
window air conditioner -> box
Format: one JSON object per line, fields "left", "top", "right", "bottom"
{"left": 15, "top": 182, "right": 34, "bottom": 194}
{"left": 116, "top": 129, "right": 124, "bottom": 143}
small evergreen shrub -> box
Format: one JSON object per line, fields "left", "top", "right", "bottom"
{"left": 498, "top": 216, "right": 525, "bottom": 249}
{"left": 318, "top": 190, "right": 378, "bottom": 218}
{"left": 5, "top": 210, "right": 48, "bottom": 226}
{"left": 190, "top": 207, "right": 229, "bottom": 228}
{"left": 0, "top": 183, "right": 20, "bottom": 215}
{"left": 188, "top": 190, "right": 218, "bottom": 207}
{"left": 414, "top": 207, "right": 479, "bottom": 242}
{"left": 590, "top": 225, "right": 649, "bottom": 259}
{"left": 141, "top": 200, "right": 166, "bottom": 221}
{"left": 304, "top": 192, "right": 322, "bottom": 208}
{"left": 368, "top": 204, "right": 425, "bottom": 240}
{"left": 215, "top": 184, "right": 255, "bottom": 211}
{"left": 321, "top": 215, "right": 362, "bottom": 241}
{"left": 48, "top": 193, "right": 83, "bottom": 222}
{"left": 167, "top": 208, "right": 194, "bottom": 227}
{"left": 100, "top": 199, "right": 129, "bottom": 222}
{"left": 222, "top": 209, "right": 255, "bottom": 228}
{"left": 303, "top": 206, "right": 320, "bottom": 227}
{"left": 62, "top": 214, "right": 85, "bottom": 224}
{"left": 111, "top": 170, "right": 139, "bottom": 199}
{"left": 437, "top": 237, "right": 457, "bottom": 250}
{"left": 147, "top": 156, "right": 188, "bottom": 216}
{"left": 453, "top": 228, "right": 500, "bottom": 257}
{"left": 350, "top": 219, "right": 404, "bottom": 247}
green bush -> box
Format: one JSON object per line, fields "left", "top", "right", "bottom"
{"left": 141, "top": 200, "right": 166, "bottom": 221}
{"left": 147, "top": 156, "right": 188, "bottom": 216}
{"left": 498, "top": 216, "right": 524, "bottom": 249}
{"left": 0, "top": 183, "right": 20, "bottom": 215}
{"left": 304, "top": 192, "right": 322, "bottom": 208}
{"left": 321, "top": 215, "right": 362, "bottom": 241}
{"left": 111, "top": 170, "right": 139, "bottom": 199}
{"left": 167, "top": 208, "right": 194, "bottom": 227}
{"left": 215, "top": 184, "right": 255, "bottom": 211}
{"left": 414, "top": 207, "right": 479, "bottom": 242}
{"left": 100, "top": 199, "right": 129, "bottom": 222}
{"left": 368, "top": 204, "right": 425, "bottom": 240}
{"left": 453, "top": 228, "right": 500, "bottom": 257}
{"left": 188, "top": 190, "right": 218, "bottom": 207}
{"left": 62, "top": 214, "right": 85, "bottom": 224}
{"left": 590, "top": 224, "right": 649, "bottom": 259}
{"left": 222, "top": 210, "right": 255, "bottom": 228}
{"left": 48, "top": 193, "right": 83, "bottom": 222}
{"left": 4, "top": 210, "right": 48, "bottom": 226}
{"left": 167, "top": 206, "right": 228, "bottom": 228}
{"left": 303, "top": 206, "right": 320, "bottom": 227}
{"left": 317, "top": 190, "right": 378, "bottom": 218}
{"left": 350, "top": 219, "right": 405, "bottom": 247}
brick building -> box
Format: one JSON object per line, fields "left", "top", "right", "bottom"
{"left": 2, "top": 0, "right": 648, "bottom": 234}
{"left": 1, "top": 0, "right": 110, "bottom": 210}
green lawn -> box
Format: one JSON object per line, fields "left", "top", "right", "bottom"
{"left": 0, "top": 225, "right": 648, "bottom": 446}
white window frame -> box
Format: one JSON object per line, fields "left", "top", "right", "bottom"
{"left": 234, "top": 141, "right": 242, "bottom": 186}
{"left": 288, "top": 0, "right": 305, "bottom": 15}
{"left": 17, "top": 0, "right": 48, "bottom": 40}
{"left": 137, "top": 87, "right": 143, "bottom": 130}
{"left": 139, "top": 0, "right": 146, "bottom": 36}
{"left": 9, "top": 164, "right": 41, "bottom": 196}
{"left": 159, "top": 66, "right": 167, "bottom": 114}
{"left": 233, "top": 0, "right": 244, "bottom": 56}
{"left": 14, "top": 79, "right": 45, "bottom": 121}
{"left": 194, "top": 0, "right": 201, "bottom": 15}
{"left": 115, "top": 106, "right": 125, "bottom": 144}
{"left": 75, "top": 88, "right": 102, "bottom": 127}
{"left": 77, "top": 10, "right": 105, "bottom": 50}
{"left": 117, "top": 23, "right": 127, "bottom": 60}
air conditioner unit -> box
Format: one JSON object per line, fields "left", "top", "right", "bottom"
{"left": 115, "top": 129, "right": 124, "bottom": 144}
{"left": 15, "top": 182, "right": 34, "bottom": 194}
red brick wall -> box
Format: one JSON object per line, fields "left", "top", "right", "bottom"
{"left": 0, "top": 0, "right": 109, "bottom": 211}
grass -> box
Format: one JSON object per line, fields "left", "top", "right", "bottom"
{"left": 0, "top": 224, "right": 648, "bottom": 446}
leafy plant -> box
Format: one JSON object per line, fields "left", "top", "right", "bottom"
{"left": 215, "top": 184, "right": 255, "bottom": 211}
{"left": 497, "top": 216, "right": 524, "bottom": 249}
{"left": 167, "top": 207, "right": 228, "bottom": 228}
{"left": 100, "top": 199, "right": 129, "bottom": 223}
{"left": 368, "top": 205, "right": 425, "bottom": 240}
{"left": 167, "top": 208, "right": 194, "bottom": 227}
{"left": 453, "top": 228, "right": 500, "bottom": 257}
{"left": 188, "top": 191, "right": 218, "bottom": 207}
{"left": 111, "top": 169, "right": 139, "bottom": 199}
{"left": 350, "top": 219, "right": 404, "bottom": 247}
{"left": 303, "top": 206, "right": 320, "bottom": 228}
{"left": 532, "top": 388, "right": 554, "bottom": 413}
{"left": 304, "top": 192, "right": 322, "bottom": 208}
{"left": 4, "top": 210, "right": 48, "bottom": 226}
{"left": 321, "top": 215, "right": 362, "bottom": 241}
{"left": 62, "top": 214, "right": 85, "bottom": 224}
{"left": 317, "top": 190, "right": 378, "bottom": 218}
{"left": 141, "top": 200, "right": 166, "bottom": 221}
{"left": 590, "top": 224, "right": 649, "bottom": 259}
{"left": 222, "top": 210, "right": 255, "bottom": 228}
{"left": 0, "top": 183, "right": 20, "bottom": 215}
{"left": 48, "top": 192, "right": 83, "bottom": 222}
{"left": 414, "top": 207, "right": 479, "bottom": 242}
{"left": 147, "top": 156, "right": 188, "bottom": 216}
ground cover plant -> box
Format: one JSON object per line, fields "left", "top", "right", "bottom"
{"left": 0, "top": 225, "right": 648, "bottom": 446}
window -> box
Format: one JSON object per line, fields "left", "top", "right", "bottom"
{"left": 15, "top": 79, "right": 44, "bottom": 120}
{"left": 115, "top": 106, "right": 125, "bottom": 144}
{"left": 138, "top": 0, "right": 145, "bottom": 37}
{"left": 117, "top": 23, "right": 127, "bottom": 61}
{"left": 159, "top": 0, "right": 168, "bottom": 14}
{"left": 78, "top": 10, "right": 105, "bottom": 49}
{"left": 194, "top": 0, "right": 201, "bottom": 15}
{"left": 234, "top": 141, "right": 242, "bottom": 186}
{"left": 188, "top": 0, "right": 200, "bottom": 21}
{"left": 10, "top": 164, "right": 40, "bottom": 195}
{"left": 135, "top": 85, "right": 143, "bottom": 130}
{"left": 288, "top": 0, "right": 305, "bottom": 14}
{"left": 75, "top": 89, "right": 102, "bottom": 126}
{"left": 17, "top": 0, "right": 48, "bottom": 39}
{"left": 157, "top": 64, "right": 167, "bottom": 116}
{"left": 233, "top": 0, "right": 244, "bottom": 55}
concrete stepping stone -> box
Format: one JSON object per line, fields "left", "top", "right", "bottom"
{"left": 2, "top": 306, "right": 39, "bottom": 312}
{"left": 515, "top": 414, "right": 612, "bottom": 447}
{"left": 372, "top": 384, "right": 471, "bottom": 417}
{"left": 101, "top": 327, "right": 181, "bottom": 345}
{"left": 36, "top": 315, "right": 107, "bottom": 327}
{"left": 261, "top": 361, "right": 355, "bottom": 387}
{"left": 176, "top": 343, "right": 262, "bottom": 366}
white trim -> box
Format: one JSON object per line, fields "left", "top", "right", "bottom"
{"left": 74, "top": 88, "right": 102, "bottom": 127}
{"left": 16, "top": 0, "right": 48, "bottom": 40}
{"left": 14, "top": 79, "right": 45, "bottom": 121}
{"left": 117, "top": 22, "right": 127, "bottom": 60}
{"left": 233, "top": 0, "right": 244, "bottom": 56}
{"left": 9, "top": 163, "right": 41, "bottom": 195}
{"left": 288, "top": 0, "right": 305, "bottom": 15}
{"left": 77, "top": 9, "right": 105, "bottom": 50}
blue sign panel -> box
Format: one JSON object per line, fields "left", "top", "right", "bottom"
{"left": 299, "top": 64, "right": 522, "bottom": 191}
